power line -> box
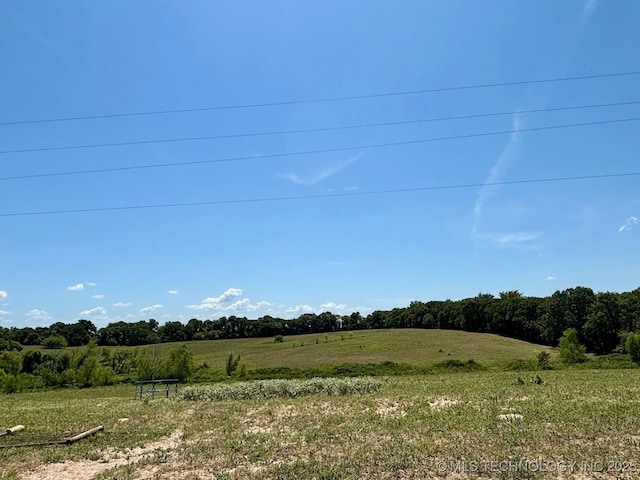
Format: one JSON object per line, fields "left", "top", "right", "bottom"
{"left": 2, "top": 71, "right": 639, "bottom": 127}
{"left": 2, "top": 100, "right": 639, "bottom": 156}
{"left": 1, "top": 172, "right": 637, "bottom": 218}
{"left": 2, "top": 116, "right": 639, "bottom": 182}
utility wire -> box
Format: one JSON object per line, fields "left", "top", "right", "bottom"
{"left": 1, "top": 71, "right": 639, "bottom": 126}
{"left": 1, "top": 117, "right": 639, "bottom": 182}
{"left": 1, "top": 172, "right": 637, "bottom": 218}
{"left": 2, "top": 100, "right": 639, "bottom": 156}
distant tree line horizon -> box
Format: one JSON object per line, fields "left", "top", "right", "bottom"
{"left": 2, "top": 286, "right": 640, "bottom": 355}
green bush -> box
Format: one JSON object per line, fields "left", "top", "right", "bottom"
{"left": 626, "top": 333, "right": 640, "bottom": 365}
{"left": 537, "top": 351, "right": 551, "bottom": 369}
{"left": 0, "top": 372, "right": 44, "bottom": 394}
{"left": 0, "top": 338, "right": 22, "bottom": 352}
{"left": 225, "top": 352, "right": 241, "bottom": 377}
{"left": 274, "top": 335, "right": 284, "bottom": 343}
{"left": 42, "top": 335, "right": 68, "bottom": 349}
{"left": 0, "top": 351, "right": 22, "bottom": 376}
{"left": 558, "top": 328, "right": 587, "bottom": 364}
{"left": 162, "top": 344, "right": 195, "bottom": 381}
{"left": 135, "top": 346, "right": 162, "bottom": 380}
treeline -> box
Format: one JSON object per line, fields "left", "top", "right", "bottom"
{"left": 0, "top": 343, "right": 195, "bottom": 394}
{"left": 2, "top": 287, "right": 640, "bottom": 355}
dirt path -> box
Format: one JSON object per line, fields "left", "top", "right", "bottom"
{"left": 21, "top": 428, "right": 183, "bottom": 480}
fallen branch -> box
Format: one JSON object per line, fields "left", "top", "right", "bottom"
{"left": 0, "top": 425, "right": 103, "bottom": 449}
{"left": 64, "top": 425, "right": 104, "bottom": 444}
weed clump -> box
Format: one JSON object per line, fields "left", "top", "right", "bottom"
{"left": 179, "top": 377, "right": 381, "bottom": 401}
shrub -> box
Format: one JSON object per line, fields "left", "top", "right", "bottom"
{"left": 0, "top": 339, "right": 22, "bottom": 352}
{"left": 626, "top": 333, "right": 640, "bottom": 365}
{"left": 558, "top": 328, "right": 587, "bottom": 364}
{"left": 0, "top": 351, "right": 22, "bottom": 376}
{"left": 274, "top": 335, "right": 284, "bottom": 343}
{"left": 42, "top": 335, "right": 68, "bottom": 349}
{"left": 163, "top": 345, "right": 195, "bottom": 381}
{"left": 225, "top": 352, "right": 241, "bottom": 377}
{"left": 537, "top": 351, "right": 551, "bottom": 369}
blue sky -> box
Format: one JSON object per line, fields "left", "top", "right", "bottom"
{"left": 1, "top": 0, "right": 639, "bottom": 328}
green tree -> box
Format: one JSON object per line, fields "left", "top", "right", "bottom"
{"left": 0, "top": 338, "right": 22, "bottom": 352}
{"left": 225, "top": 352, "right": 241, "bottom": 376}
{"left": 582, "top": 292, "right": 620, "bottom": 354}
{"left": 135, "top": 346, "right": 162, "bottom": 380}
{"left": 542, "top": 287, "right": 595, "bottom": 344}
{"left": 0, "top": 351, "right": 22, "bottom": 376}
{"left": 626, "top": 333, "right": 640, "bottom": 365}
{"left": 42, "top": 335, "right": 68, "bottom": 349}
{"left": 158, "top": 321, "right": 186, "bottom": 343}
{"left": 163, "top": 345, "right": 195, "bottom": 381}
{"left": 558, "top": 328, "right": 587, "bottom": 364}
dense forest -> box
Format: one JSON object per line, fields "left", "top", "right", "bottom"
{"left": 2, "top": 286, "right": 640, "bottom": 355}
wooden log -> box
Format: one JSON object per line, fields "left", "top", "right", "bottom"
{"left": 0, "top": 425, "right": 25, "bottom": 437}
{"left": 64, "top": 425, "right": 104, "bottom": 444}
{"left": 0, "top": 425, "right": 104, "bottom": 449}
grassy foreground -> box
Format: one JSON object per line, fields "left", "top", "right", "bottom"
{"left": 2, "top": 369, "right": 640, "bottom": 479}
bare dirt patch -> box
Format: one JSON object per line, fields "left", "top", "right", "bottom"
{"left": 21, "top": 428, "right": 183, "bottom": 480}
{"left": 376, "top": 399, "right": 407, "bottom": 418}
{"left": 428, "top": 397, "right": 459, "bottom": 409}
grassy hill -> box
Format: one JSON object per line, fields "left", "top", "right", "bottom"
{"left": 140, "top": 328, "right": 551, "bottom": 369}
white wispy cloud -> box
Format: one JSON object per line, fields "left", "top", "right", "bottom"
{"left": 281, "top": 302, "right": 368, "bottom": 316}
{"left": 618, "top": 216, "right": 638, "bottom": 233}
{"left": 24, "top": 309, "right": 53, "bottom": 322}
{"left": 546, "top": 275, "right": 556, "bottom": 281}
{"left": 0, "top": 290, "right": 6, "bottom": 300}
{"left": 79, "top": 306, "right": 108, "bottom": 317}
{"left": 278, "top": 151, "right": 365, "bottom": 186}
{"left": 92, "top": 294, "right": 105, "bottom": 299}
{"left": 139, "top": 304, "right": 163, "bottom": 315}
{"left": 285, "top": 304, "right": 314, "bottom": 314}
{"left": 186, "top": 288, "right": 243, "bottom": 310}
{"left": 320, "top": 301, "right": 347, "bottom": 311}
{"left": 86, "top": 282, "right": 98, "bottom": 287}
{"left": 480, "top": 232, "right": 542, "bottom": 246}
{"left": 227, "top": 298, "right": 272, "bottom": 312}
{"left": 186, "top": 288, "right": 271, "bottom": 314}
{"left": 168, "top": 290, "right": 178, "bottom": 295}
{"left": 67, "top": 283, "right": 84, "bottom": 291}
{"left": 473, "top": 114, "right": 522, "bottom": 234}
{"left": 0, "top": 309, "right": 11, "bottom": 316}
{"left": 113, "top": 302, "right": 132, "bottom": 308}
{"left": 580, "top": 0, "right": 598, "bottom": 25}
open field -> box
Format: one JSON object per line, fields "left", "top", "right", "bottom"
{"left": 2, "top": 369, "right": 640, "bottom": 479}
{"left": 27, "top": 329, "right": 554, "bottom": 370}
{"left": 181, "top": 329, "right": 553, "bottom": 369}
